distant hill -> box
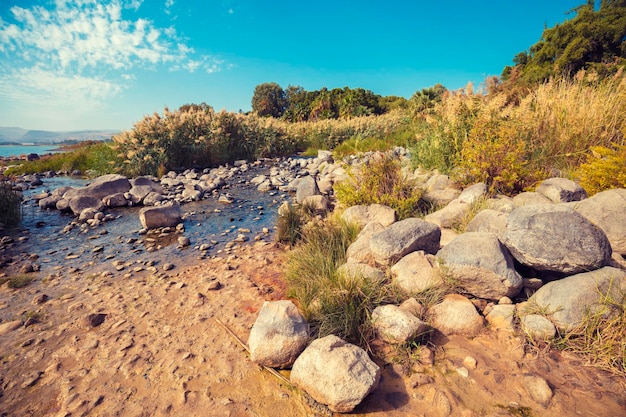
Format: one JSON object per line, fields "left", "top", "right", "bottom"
{"left": 0, "top": 127, "right": 120, "bottom": 144}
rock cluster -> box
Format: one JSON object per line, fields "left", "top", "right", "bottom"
{"left": 248, "top": 157, "right": 626, "bottom": 413}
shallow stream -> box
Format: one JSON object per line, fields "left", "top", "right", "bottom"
{"left": 10, "top": 165, "right": 288, "bottom": 275}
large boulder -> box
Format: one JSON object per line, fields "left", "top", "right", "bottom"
{"left": 570, "top": 189, "right": 626, "bottom": 256}
{"left": 295, "top": 176, "right": 320, "bottom": 204}
{"left": 391, "top": 251, "right": 441, "bottom": 293}
{"left": 248, "top": 300, "right": 309, "bottom": 369}
{"left": 68, "top": 196, "right": 105, "bottom": 215}
{"left": 346, "top": 222, "right": 386, "bottom": 264}
{"left": 465, "top": 209, "right": 508, "bottom": 240}
{"left": 424, "top": 199, "right": 469, "bottom": 229}
{"left": 428, "top": 294, "right": 485, "bottom": 337}
{"left": 369, "top": 218, "right": 441, "bottom": 265}
{"left": 139, "top": 203, "right": 182, "bottom": 229}
{"left": 536, "top": 177, "right": 587, "bottom": 203}
{"left": 436, "top": 232, "right": 523, "bottom": 300}
{"left": 371, "top": 304, "right": 428, "bottom": 344}
{"left": 290, "top": 335, "right": 380, "bottom": 413}
{"left": 527, "top": 267, "right": 626, "bottom": 331}
{"left": 501, "top": 205, "right": 612, "bottom": 274}
{"left": 341, "top": 204, "right": 396, "bottom": 228}
{"left": 63, "top": 174, "right": 131, "bottom": 200}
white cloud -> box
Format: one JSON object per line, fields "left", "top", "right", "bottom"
{"left": 0, "top": 0, "right": 223, "bottom": 123}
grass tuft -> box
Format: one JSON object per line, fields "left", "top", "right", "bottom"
{"left": 0, "top": 182, "right": 22, "bottom": 225}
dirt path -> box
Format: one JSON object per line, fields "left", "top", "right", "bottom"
{"left": 1, "top": 242, "right": 625, "bottom": 416}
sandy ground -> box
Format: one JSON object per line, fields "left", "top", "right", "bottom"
{"left": 1, "top": 241, "right": 625, "bottom": 417}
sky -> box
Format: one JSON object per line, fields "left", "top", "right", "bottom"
{"left": 0, "top": 0, "right": 584, "bottom": 132}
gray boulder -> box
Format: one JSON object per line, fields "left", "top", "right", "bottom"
{"left": 295, "top": 176, "right": 320, "bottom": 204}
{"left": 69, "top": 196, "right": 105, "bottom": 215}
{"left": 391, "top": 251, "right": 441, "bottom": 293}
{"left": 436, "top": 232, "right": 523, "bottom": 300}
{"left": 290, "top": 335, "right": 380, "bottom": 413}
{"left": 128, "top": 185, "right": 157, "bottom": 203}
{"left": 527, "top": 266, "right": 626, "bottom": 331}
{"left": 302, "top": 195, "right": 330, "bottom": 213}
{"left": 465, "top": 209, "right": 508, "bottom": 240}
{"left": 371, "top": 304, "right": 428, "bottom": 344}
{"left": 39, "top": 195, "right": 62, "bottom": 210}
{"left": 341, "top": 204, "right": 396, "bottom": 228}
{"left": 63, "top": 174, "right": 131, "bottom": 200}
{"left": 370, "top": 218, "right": 441, "bottom": 265}
{"left": 248, "top": 300, "right": 309, "bottom": 369}
{"left": 536, "top": 177, "right": 587, "bottom": 203}
{"left": 428, "top": 294, "right": 485, "bottom": 337}
{"left": 424, "top": 199, "right": 471, "bottom": 228}
{"left": 142, "top": 191, "right": 164, "bottom": 206}
{"left": 139, "top": 203, "right": 182, "bottom": 229}
{"left": 512, "top": 192, "right": 552, "bottom": 207}
{"left": 520, "top": 314, "right": 557, "bottom": 341}
{"left": 102, "top": 193, "right": 127, "bottom": 208}
{"left": 458, "top": 182, "right": 487, "bottom": 204}
{"left": 346, "top": 222, "right": 386, "bottom": 264}
{"left": 571, "top": 188, "right": 626, "bottom": 255}
{"left": 501, "top": 205, "right": 612, "bottom": 274}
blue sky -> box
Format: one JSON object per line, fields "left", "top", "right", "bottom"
{"left": 0, "top": 0, "right": 583, "bottom": 131}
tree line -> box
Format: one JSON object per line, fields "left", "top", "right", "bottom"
{"left": 252, "top": 1, "right": 625, "bottom": 121}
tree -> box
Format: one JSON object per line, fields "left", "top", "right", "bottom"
{"left": 504, "top": 0, "right": 626, "bottom": 83}
{"left": 252, "top": 82, "right": 287, "bottom": 118}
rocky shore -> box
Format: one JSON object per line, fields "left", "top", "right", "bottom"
{"left": 1, "top": 150, "right": 625, "bottom": 416}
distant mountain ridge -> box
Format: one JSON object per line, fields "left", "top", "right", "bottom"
{"left": 0, "top": 127, "right": 120, "bottom": 144}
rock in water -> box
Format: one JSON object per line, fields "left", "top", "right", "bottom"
{"left": 139, "top": 203, "right": 182, "bottom": 229}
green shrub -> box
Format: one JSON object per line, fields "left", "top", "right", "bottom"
{"left": 334, "top": 153, "right": 425, "bottom": 220}
{"left": 0, "top": 274, "right": 34, "bottom": 289}
{"left": 575, "top": 144, "right": 626, "bottom": 195}
{"left": 0, "top": 182, "right": 22, "bottom": 225}
{"left": 5, "top": 142, "right": 121, "bottom": 177}
{"left": 275, "top": 203, "right": 305, "bottom": 246}
{"left": 285, "top": 217, "right": 379, "bottom": 345}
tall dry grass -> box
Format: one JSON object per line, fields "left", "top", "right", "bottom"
{"left": 412, "top": 72, "right": 626, "bottom": 194}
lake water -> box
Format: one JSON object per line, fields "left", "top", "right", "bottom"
{"left": 0, "top": 145, "right": 61, "bottom": 158}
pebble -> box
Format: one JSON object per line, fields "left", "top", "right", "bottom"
{"left": 163, "top": 263, "right": 175, "bottom": 271}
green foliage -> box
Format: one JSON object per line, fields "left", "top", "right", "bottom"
{"left": 0, "top": 182, "right": 22, "bottom": 225}
{"left": 5, "top": 142, "right": 120, "bottom": 177}
{"left": 285, "top": 217, "right": 396, "bottom": 348}
{"left": 252, "top": 82, "right": 287, "bottom": 118}
{"left": 275, "top": 203, "right": 305, "bottom": 245}
{"left": 0, "top": 274, "right": 34, "bottom": 289}
{"left": 113, "top": 106, "right": 304, "bottom": 177}
{"left": 504, "top": 1, "right": 626, "bottom": 83}
{"left": 334, "top": 153, "right": 425, "bottom": 220}
{"left": 409, "top": 84, "right": 447, "bottom": 114}
{"left": 575, "top": 143, "right": 626, "bottom": 194}
{"left": 459, "top": 117, "right": 539, "bottom": 194}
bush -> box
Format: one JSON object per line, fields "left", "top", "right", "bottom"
{"left": 275, "top": 203, "right": 305, "bottom": 246}
{"left": 0, "top": 274, "right": 34, "bottom": 289}
{"left": 575, "top": 143, "right": 626, "bottom": 195}
{"left": 334, "top": 153, "right": 425, "bottom": 220}
{"left": 0, "top": 182, "right": 22, "bottom": 225}
{"left": 5, "top": 142, "right": 121, "bottom": 177}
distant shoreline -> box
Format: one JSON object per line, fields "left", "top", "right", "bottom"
{"left": 0, "top": 144, "right": 62, "bottom": 159}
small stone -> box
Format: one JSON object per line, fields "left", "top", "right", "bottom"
{"left": 524, "top": 375, "right": 553, "bottom": 408}
{"left": 207, "top": 281, "right": 221, "bottom": 290}
{"left": 32, "top": 293, "right": 49, "bottom": 305}
{"left": 84, "top": 313, "right": 107, "bottom": 328}
{"left": 463, "top": 356, "right": 477, "bottom": 370}
{"left": 456, "top": 367, "right": 469, "bottom": 378}
{"left": 163, "top": 263, "right": 175, "bottom": 271}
